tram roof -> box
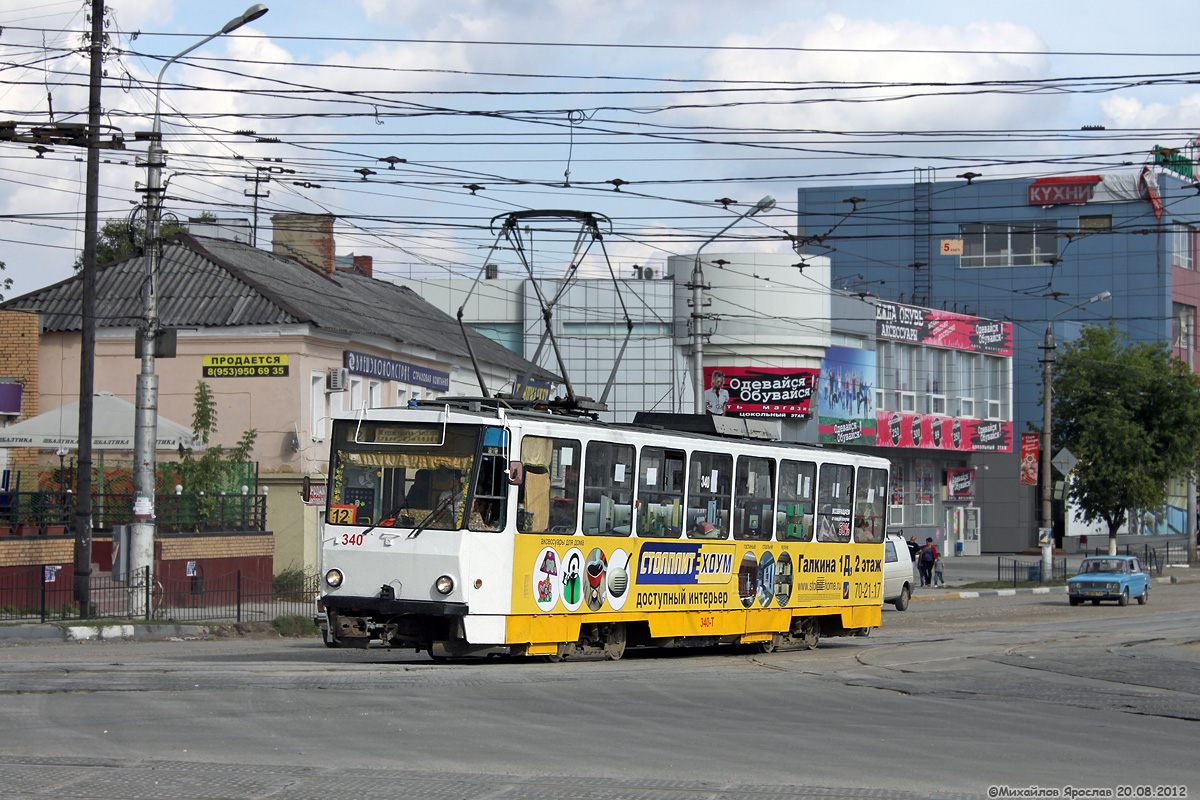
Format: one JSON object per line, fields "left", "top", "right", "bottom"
{"left": 334, "top": 401, "right": 890, "bottom": 465}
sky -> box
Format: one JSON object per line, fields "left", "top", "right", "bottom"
{"left": 1, "top": 0, "right": 1199, "bottom": 304}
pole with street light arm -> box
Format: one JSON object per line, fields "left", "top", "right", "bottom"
{"left": 1041, "top": 290, "right": 1111, "bottom": 574}
{"left": 129, "top": 5, "right": 268, "bottom": 609}
{"left": 691, "top": 195, "right": 776, "bottom": 413}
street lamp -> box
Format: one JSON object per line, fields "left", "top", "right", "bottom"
{"left": 1041, "top": 290, "right": 1111, "bottom": 571}
{"left": 691, "top": 195, "right": 776, "bottom": 413}
{"left": 129, "top": 4, "right": 268, "bottom": 604}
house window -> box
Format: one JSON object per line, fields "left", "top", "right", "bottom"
{"left": 1173, "top": 303, "right": 1195, "bottom": 353}
{"left": 368, "top": 379, "right": 382, "bottom": 409}
{"left": 1174, "top": 224, "right": 1199, "bottom": 270}
{"left": 960, "top": 223, "right": 1057, "bottom": 268}
{"left": 349, "top": 376, "right": 364, "bottom": 410}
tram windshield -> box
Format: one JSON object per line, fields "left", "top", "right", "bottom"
{"left": 327, "top": 420, "right": 503, "bottom": 530}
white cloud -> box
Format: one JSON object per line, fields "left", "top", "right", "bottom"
{"left": 701, "top": 15, "right": 1056, "bottom": 134}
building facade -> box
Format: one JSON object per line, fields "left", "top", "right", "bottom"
{"left": 797, "top": 167, "right": 1200, "bottom": 549}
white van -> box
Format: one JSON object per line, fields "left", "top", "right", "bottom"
{"left": 883, "top": 533, "right": 914, "bottom": 610}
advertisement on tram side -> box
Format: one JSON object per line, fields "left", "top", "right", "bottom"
{"left": 511, "top": 536, "right": 884, "bottom": 616}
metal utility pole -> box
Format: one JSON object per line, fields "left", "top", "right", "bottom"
{"left": 72, "top": 0, "right": 105, "bottom": 616}
{"left": 690, "top": 196, "right": 775, "bottom": 413}
{"left": 129, "top": 4, "right": 269, "bottom": 611}
{"left": 244, "top": 167, "right": 271, "bottom": 246}
{"left": 1040, "top": 290, "right": 1111, "bottom": 573}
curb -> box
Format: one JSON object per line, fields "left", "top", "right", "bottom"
{"left": 0, "top": 623, "right": 211, "bottom": 644}
{"left": 912, "top": 586, "right": 1066, "bottom": 601}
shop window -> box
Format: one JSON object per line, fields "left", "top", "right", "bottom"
{"left": 733, "top": 456, "right": 774, "bottom": 541}
{"left": 914, "top": 460, "right": 935, "bottom": 526}
{"left": 888, "top": 465, "right": 905, "bottom": 526}
{"left": 686, "top": 451, "right": 732, "bottom": 539}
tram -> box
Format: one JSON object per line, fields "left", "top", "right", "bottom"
{"left": 318, "top": 401, "right": 890, "bottom": 659}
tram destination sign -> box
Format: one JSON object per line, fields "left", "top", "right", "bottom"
{"left": 202, "top": 354, "right": 289, "bottom": 378}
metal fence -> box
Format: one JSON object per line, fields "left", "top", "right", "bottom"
{"left": 997, "top": 557, "right": 1068, "bottom": 587}
{"left": 1086, "top": 541, "right": 1191, "bottom": 573}
{"left": 0, "top": 491, "right": 266, "bottom": 534}
{"left": 0, "top": 566, "right": 318, "bottom": 624}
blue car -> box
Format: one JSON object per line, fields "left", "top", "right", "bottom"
{"left": 1067, "top": 555, "right": 1149, "bottom": 606}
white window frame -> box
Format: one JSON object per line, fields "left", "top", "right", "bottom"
{"left": 1174, "top": 224, "right": 1197, "bottom": 270}
{"left": 368, "top": 379, "right": 382, "bottom": 409}
{"left": 961, "top": 222, "right": 1058, "bottom": 268}
{"left": 310, "top": 370, "right": 326, "bottom": 441}
{"left": 349, "top": 375, "right": 364, "bottom": 410}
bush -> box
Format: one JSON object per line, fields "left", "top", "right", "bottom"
{"left": 273, "top": 565, "right": 317, "bottom": 600}
{"left": 272, "top": 614, "right": 318, "bottom": 637}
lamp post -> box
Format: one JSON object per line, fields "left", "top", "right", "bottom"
{"left": 129, "top": 5, "right": 268, "bottom": 607}
{"left": 691, "top": 195, "right": 776, "bottom": 413}
{"left": 1041, "top": 290, "right": 1111, "bottom": 573}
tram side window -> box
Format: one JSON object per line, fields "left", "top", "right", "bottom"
{"left": 687, "top": 451, "right": 732, "bottom": 539}
{"left": 777, "top": 460, "right": 816, "bottom": 541}
{"left": 733, "top": 456, "right": 774, "bottom": 541}
{"left": 853, "top": 466, "right": 889, "bottom": 544}
{"left": 816, "top": 463, "right": 854, "bottom": 543}
{"left": 518, "top": 436, "right": 580, "bottom": 534}
{"left": 582, "top": 442, "right": 635, "bottom": 536}
{"left": 469, "top": 427, "right": 508, "bottom": 532}
{"left": 637, "top": 447, "right": 686, "bottom": 538}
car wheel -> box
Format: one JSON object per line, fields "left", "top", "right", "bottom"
{"left": 1118, "top": 587, "right": 1129, "bottom": 607}
{"left": 1068, "top": 596, "right": 1080, "bottom": 606}
{"left": 1137, "top": 585, "right": 1148, "bottom": 605}
{"left": 893, "top": 584, "right": 911, "bottom": 611}
{"left": 1090, "top": 599, "right": 1100, "bottom": 605}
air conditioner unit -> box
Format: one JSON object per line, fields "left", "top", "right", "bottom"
{"left": 326, "top": 367, "right": 349, "bottom": 392}
{"left": 643, "top": 267, "right": 656, "bottom": 280}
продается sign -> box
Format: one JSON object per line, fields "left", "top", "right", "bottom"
{"left": 202, "top": 354, "right": 289, "bottom": 378}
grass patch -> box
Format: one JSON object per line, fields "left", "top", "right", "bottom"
{"left": 272, "top": 614, "right": 319, "bottom": 637}
{"left": 957, "top": 579, "right": 1069, "bottom": 590}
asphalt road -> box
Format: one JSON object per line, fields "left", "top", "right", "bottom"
{"left": 0, "top": 583, "right": 1197, "bottom": 799}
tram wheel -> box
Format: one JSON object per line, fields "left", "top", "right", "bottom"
{"left": 756, "top": 637, "right": 778, "bottom": 654}
{"left": 797, "top": 617, "right": 820, "bottom": 650}
{"left": 604, "top": 623, "right": 627, "bottom": 660}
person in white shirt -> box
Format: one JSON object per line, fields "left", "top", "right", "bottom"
{"left": 704, "top": 369, "right": 729, "bottom": 415}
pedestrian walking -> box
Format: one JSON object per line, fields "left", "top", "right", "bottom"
{"left": 918, "top": 537, "right": 938, "bottom": 587}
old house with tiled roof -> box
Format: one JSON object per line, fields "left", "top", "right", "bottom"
{"left": 0, "top": 214, "right": 556, "bottom": 574}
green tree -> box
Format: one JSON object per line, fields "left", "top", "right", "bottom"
{"left": 73, "top": 211, "right": 217, "bottom": 271}
{"left": 1052, "top": 323, "right": 1200, "bottom": 554}
{"left": 0, "top": 259, "right": 11, "bottom": 301}
{"left": 176, "top": 381, "right": 258, "bottom": 524}
{"left": 73, "top": 218, "right": 189, "bottom": 271}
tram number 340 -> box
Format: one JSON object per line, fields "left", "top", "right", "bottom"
{"left": 338, "top": 533, "right": 365, "bottom": 546}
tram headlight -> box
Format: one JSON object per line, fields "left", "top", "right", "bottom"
{"left": 435, "top": 575, "right": 455, "bottom": 595}
{"left": 325, "top": 568, "right": 344, "bottom": 588}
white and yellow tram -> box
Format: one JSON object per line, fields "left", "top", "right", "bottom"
{"left": 319, "top": 402, "right": 890, "bottom": 659}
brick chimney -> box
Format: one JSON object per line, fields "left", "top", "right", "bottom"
{"left": 350, "top": 255, "right": 373, "bottom": 277}
{"left": 271, "top": 213, "right": 335, "bottom": 277}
